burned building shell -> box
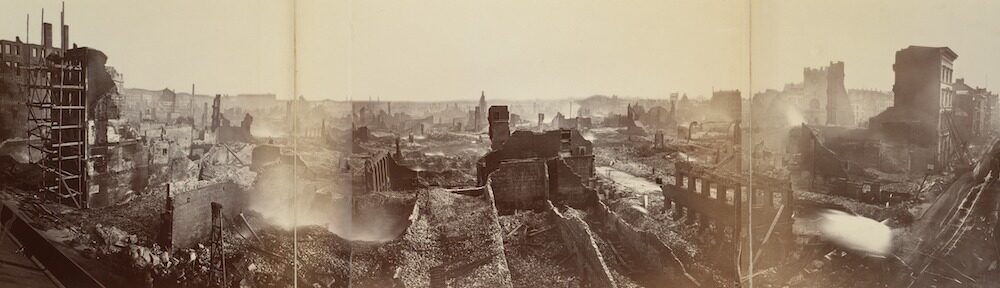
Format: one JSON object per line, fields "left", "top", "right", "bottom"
{"left": 478, "top": 123, "right": 596, "bottom": 214}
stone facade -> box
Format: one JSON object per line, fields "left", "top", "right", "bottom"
{"left": 871, "top": 46, "right": 959, "bottom": 169}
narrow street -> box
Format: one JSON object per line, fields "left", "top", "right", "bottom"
{"left": 596, "top": 166, "right": 661, "bottom": 195}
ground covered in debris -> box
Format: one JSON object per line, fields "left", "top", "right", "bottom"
{"left": 498, "top": 210, "right": 581, "bottom": 287}
{"left": 390, "top": 188, "right": 513, "bottom": 287}
{"left": 358, "top": 131, "right": 486, "bottom": 187}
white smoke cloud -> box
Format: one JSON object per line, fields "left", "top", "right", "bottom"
{"left": 817, "top": 209, "right": 892, "bottom": 257}
{"left": 784, "top": 105, "right": 806, "bottom": 127}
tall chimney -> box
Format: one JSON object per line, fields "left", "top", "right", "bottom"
{"left": 61, "top": 25, "right": 69, "bottom": 51}
{"left": 42, "top": 23, "right": 53, "bottom": 50}
{"left": 61, "top": 2, "right": 68, "bottom": 50}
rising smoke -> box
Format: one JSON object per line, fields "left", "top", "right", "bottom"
{"left": 247, "top": 160, "right": 415, "bottom": 242}
{"left": 0, "top": 77, "right": 27, "bottom": 143}
{"left": 817, "top": 209, "right": 892, "bottom": 257}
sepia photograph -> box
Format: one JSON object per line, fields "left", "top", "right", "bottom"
{"left": 1, "top": 0, "right": 999, "bottom": 287}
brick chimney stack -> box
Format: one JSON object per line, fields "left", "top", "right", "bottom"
{"left": 43, "top": 22, "right": 53, "bottom": 50}
{"left": 61, "top": 2, "right": 69, "bottom": 51}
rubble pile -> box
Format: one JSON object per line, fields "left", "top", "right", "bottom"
{"left": 583, "top": 224, "right": 642, "bottom": 288}
{"left": 426, "top": 189, "right": 513, "bottom": 287}
{"left": 498, "top": 210, "right": 581, "bottom": 287}
{"left": 199, "top": 143, "right": 257, "bottom": 190}
{"left": 359, "top": 130, "right": 486, "bottom": 188}
{"left": 393, "top": 192, "right": 442, "bottom": 287}
{"left": 796, "top": 190, "right": 912, "bottom": 221}
{"left": 73, "top": 191, "right": 166, "bottom": 244}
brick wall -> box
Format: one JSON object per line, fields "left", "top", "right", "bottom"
{"left": 592, "top": 201, "right": 694, "bottom": 285}
{"left": 548, "top": 158, "right": 595, "bottom": 209}
{"left": 563, "top": 155, "right": 594, "bottom": 179}
{"left": 489, "top": 159, "right": 547, "bottom": 213}
{"left": 165, "top": 181, "right": 247, "bottom": 250}
{"left": 89, "top": 141, "right": 146, "bottom": 208}
{"left": 387, "top": 155, "right": 418, "bottom": 189}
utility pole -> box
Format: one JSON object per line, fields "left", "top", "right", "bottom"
{"left": 190, "top": 84, "right": 195, "bottom": 118}
{"left": 811, "top": 131, "right": 817, "bottom": 191}
{"left": 876, "top": 140, "right": 882, "bottom": 172}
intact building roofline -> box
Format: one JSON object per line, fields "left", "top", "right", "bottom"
{"left": 904, "top": 45, "right": 958, "bottom": 60}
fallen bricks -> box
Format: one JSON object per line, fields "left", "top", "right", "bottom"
{"left": 545, "top": 200, "right": 617, "bottom": 288}
{"left": 591, "top": 200, "right": 701, "bottom": 287}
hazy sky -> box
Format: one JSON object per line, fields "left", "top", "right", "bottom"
{"left": 335, "top": 0, "right": 750, "bottom": 101}
{"left": 752, "top": 0, "right": 1000, "bottom": 93}
{"left": 5, "top": 1, "right": 1000, "bottom": 101}
{"left": 3, "top": 0, "right": 294, "bottom": 97}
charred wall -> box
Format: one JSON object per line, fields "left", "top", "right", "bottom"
{"left": 88, "top": 141, "right": 147, "bottom": 208}
{"left": 547, "top": 158, "right": 595, "bottom": 209}
{"left": 486, "top": 156, "right": 597, "bottom": 214}
{"left": 488, "top": 158, "right": 548, "bottom": 213}
{"left": 162, "top": 181, "right": 247, "bottom": 250}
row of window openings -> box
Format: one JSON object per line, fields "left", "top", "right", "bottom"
{"left": 3, "top": 62, "right": 20, "bottom": 76}
{"left": 941, "top": 89, "right": 953, "bottom": 108}
{"left": 2, "top": 44, "right": 45, "bottom": 58}
{"left": 2, "top": 63, "right": 77, "bottom": 82}
{"left": 678, "top": 178, "right": 785, "bottom": 207}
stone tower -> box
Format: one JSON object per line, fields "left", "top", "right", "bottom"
{"left": 825, "top": 61, "right": 854, "bottom": 126}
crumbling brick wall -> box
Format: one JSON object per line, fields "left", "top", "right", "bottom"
{"left": 592, "top": 202, "right": 693, "bottom": 285}
{"left": 486, "top": 157, "right": 597, "bottom": 214}
{"left": 489, "top": 159, "right": 548, "bottom": 213}
{"left": 89, "top": 141, "right": 147, "bottom": 208}
{"left": 546, "top": 201, "right": 617, "bottom": 288}
{"left": 548, "top": 158, "right": 596, "bottom": 209}
{"left": 162, "top": 181, "right": 247, "bottom": 250}
{"left": 563, "top": 155, "right": 595, "bottom": 179}
{"left": 387, "top": 155, "right": 418, "bottom": 190}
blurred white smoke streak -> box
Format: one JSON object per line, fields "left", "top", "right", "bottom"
{"left": 817, "top": 209, "right": 892, "bottom": 257}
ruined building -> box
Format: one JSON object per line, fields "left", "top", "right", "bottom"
{"left": 870, "top": 46, "right": 960, "bottom": 170}
{"left": 952, "top": 78, "right": 997, "bottom": 141}
{"left": 824, "top": 62, "right": 853, "bottom": 126}
{"left": 752, "top": 61, "right": 857, "bottom": 128}
{"left": 803, "top": 66, "right": 829, "bottom": 123}
{"left": 662, "top": 162, "right": 794, "bottom": 280}
{"left": 207, "top": 94, "right": 254, "bottom": 143}
{"left": 800, "top": 62, "right": 853, "bottom": 126}
{"left": 0, "top": 10, "right": 72, "bottom": 142}
{"left": 478, "top": 106, "right": 596, "bottom": 214}
{"left": 551, "top": 112, "right": 593, "bottom": 131}
{"left": 349, "top": 150, "right": 417, "bottom": 195}
{"left": 709, "top": 90, "right": 742, "bottom": 123}
{"left": 488, "top": 105, "right": 510, "bottom": 150}
{"left": 29, "top": 49, "right": 134, "bottom": 209}
{"left": 15, "top": 10, "right": 148, "bottom": 208}
{"left": 847, "top": 89, "right": 893, "bottom": 128}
